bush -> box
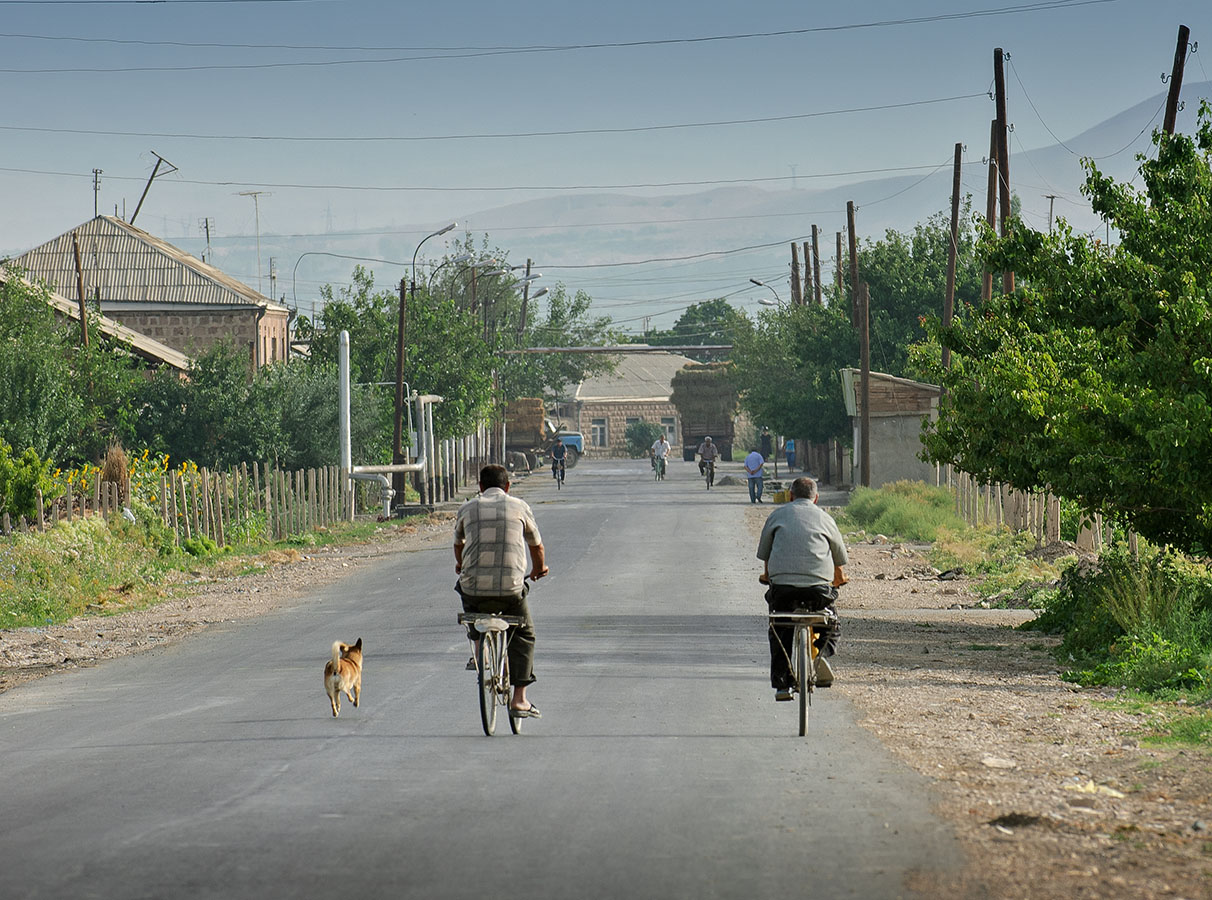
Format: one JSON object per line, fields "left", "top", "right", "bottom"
{"left": 839, "top": 480, "right": 965, "bottom": 542}
{"left": 1029, "top": 546, "right": 1212, "bottom": 691}
{"left": 0, "top": 440, "right": 57, "bottom": 520}
{"left": 625, "top": 421, "right": 665, "bottom": 458}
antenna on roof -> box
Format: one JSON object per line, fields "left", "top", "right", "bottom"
{"left": 129, "top": 151, "right": 178, "bottom": 226}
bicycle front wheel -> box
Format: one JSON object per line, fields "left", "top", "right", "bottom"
{"left": 478, "top": 635, "right": 499, "bottom": 736}
{"left": 794, "top": 626, "right": 811, "bottom": 736}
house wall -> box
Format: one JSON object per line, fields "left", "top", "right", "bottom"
{"left": 851, "top": 412, "right": 939, "bottom": 489}
{"left": 107, "top": 307, "right": 290, "bottom": 365}
{"left": 576, "top": 400, "right": 680, "bottom": 457}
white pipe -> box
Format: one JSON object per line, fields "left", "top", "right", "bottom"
{"left": 339, "top": 331, "right": 352, "bottom": 475}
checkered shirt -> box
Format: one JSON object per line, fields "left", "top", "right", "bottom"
{"left": 454, "top": 487, "right": 542, "bottom": 596}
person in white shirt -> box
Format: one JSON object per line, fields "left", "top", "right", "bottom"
{"left": 696, "top": 436, "right": 720, "bottom": 476}
{"left": 650, "top": 434, "right": 672, "bottom": 478}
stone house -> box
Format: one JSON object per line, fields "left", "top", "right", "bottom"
{"left": 840, "top": 367, "right": 941, "bottom": 488}
{"left": 11, "top": 216, "right": 290, "bottom": 366}
{"left": 563, "top": 351, "right": 696, "bottom": 457}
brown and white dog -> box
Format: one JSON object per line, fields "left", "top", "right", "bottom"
{"left": 323, "top": 638, "right": 363, "bottom": 717}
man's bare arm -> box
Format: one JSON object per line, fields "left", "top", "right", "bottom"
{"left": 528, "top": 543, "right": 549, "bottom": 580}
{"left": 454, "top": 541, "right": 464, "bottom": 574}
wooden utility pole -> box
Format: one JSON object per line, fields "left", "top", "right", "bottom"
{"left": 517, "top": 258, "right": 534, "bottom": 338}
{"left": 835, "top": 232, "right": 844, "bottom": 300}
{"left": 858, "top": 282, "right": 871, "bottom": 487}
{"left": 1163, "top": 25, "right": 1191, "bottom": 135}
{"left": 71, "top": 232, "right": 89, "bottom": 347}
{"left": 802, "top": 241, "right": 812, "bottom": 304}
{"left": 392, "top": 277, "right": 408, "bottom": 503}
{"left": 994, "top": 48, "right": 1014, "bottom": 294}
{"left": 982, "top": 119, "right": 998, "bottom": 302}
{"left": 811, "top": 226, "right": 822, "bottom": 305}
{"left": 790, "top": 243, "right": 803, "bottom": 306}
{"left": 1045, "top": 194, "right": 1057, "bottom": 233}
{"left": 846, "top": 201, "right": 860, "bottom": 325}
{"left": 942, "top": 142, "right": 962, "bottom": 372}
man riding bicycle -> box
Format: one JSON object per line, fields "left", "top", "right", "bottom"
{"left": 454, "top": 464, "right": 549, "bottom": 718}
{"left": 756, "top": 476, "right": 847, "bottom": 701}
{"left": 549, "top": 439, "right": 567, "bottom": 482}
{"left": 696, "top": 436, "right": 720, "bottom": 477}
{"left": 650, "top": 433, "right": 672, "bottom": 478}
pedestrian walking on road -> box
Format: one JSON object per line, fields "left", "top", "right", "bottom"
{"left": 744, "top": 447, "right": 766, "bottom": 503}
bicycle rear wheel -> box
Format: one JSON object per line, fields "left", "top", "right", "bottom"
{"left": 794, "top": 626, "right": 811, "bottom": 736}
{"left": 478, "top": 635, "right": 499, "bottom": 736}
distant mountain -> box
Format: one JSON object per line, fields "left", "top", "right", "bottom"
{"left": 174, "top": 81, "right": 1211, "bottom": 324}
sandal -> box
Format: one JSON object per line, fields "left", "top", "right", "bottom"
{"left": 509, "top": 704, "right": 541, "bottom": 719}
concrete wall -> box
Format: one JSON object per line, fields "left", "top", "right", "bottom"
{"left": 852, "top": 413, "right": 939, "bottom": 489}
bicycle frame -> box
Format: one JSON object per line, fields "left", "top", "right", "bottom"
{"left": 768, "top": 610, "right": 836, "bottom": 736}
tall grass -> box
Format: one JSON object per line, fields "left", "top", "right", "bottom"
{"left": 837, "top": 480, "right": 965, "bottom": 542}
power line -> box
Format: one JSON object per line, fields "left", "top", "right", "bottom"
{"left": 0, "top": 94, "right": 985, "bottom": 142}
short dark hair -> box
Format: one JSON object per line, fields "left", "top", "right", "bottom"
{"left": 790, "top": 476, "right": 818, "bottom": 500}
{"left": 479, "top": 464, "right": 509, "bottom": 490}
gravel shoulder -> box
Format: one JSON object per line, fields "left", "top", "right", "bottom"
{"left": 2, "top": 501, "right": 1210, "bottom": 898}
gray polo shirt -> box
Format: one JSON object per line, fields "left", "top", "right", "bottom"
{"left": 756, "top": 499, "right": 848, "bottom": 587}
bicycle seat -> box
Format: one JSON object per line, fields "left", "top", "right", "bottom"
{"left": 768, "top": 611, "right": 836, "bottom": 627}
{"left": 457, "top": 613, "right": 525, "bottom": 632}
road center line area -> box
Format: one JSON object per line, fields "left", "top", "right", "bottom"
{"left": 0, "top": 459, "right": 960, "bottom": 900}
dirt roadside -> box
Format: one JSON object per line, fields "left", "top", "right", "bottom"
{"left": 2, "top": 502, "right": 1210, "bottom": 898}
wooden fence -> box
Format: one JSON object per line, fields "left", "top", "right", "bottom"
{"left": 2, "top": 463, "right": 356, "bottom": 546}
{"left": 952, "top": 470, "right": 1120, "bottom": 551}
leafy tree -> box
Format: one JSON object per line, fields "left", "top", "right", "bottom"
{"left": 731, "top": 303, "right": 857, "bottom": 444}
{"left": 625, "top": 420, "right": 665, "bottom": 457}
{"left": 639, "top": 299, "right": 748, "bottom": 361}
{"left": 923, "top": 102, "right": 1212, "bottom": 552}
{"left": 0, "top": 440, "right": 56, "bottom": 519}
{"left": 857, "top": 200, "right": 983, "bottom": 379}
{"left": 0, "top": 270, "right": 143, "bottom": 464}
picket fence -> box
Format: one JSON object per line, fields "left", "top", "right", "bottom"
{"left": 1, "top": 463, "right": 356, "bottom": 545}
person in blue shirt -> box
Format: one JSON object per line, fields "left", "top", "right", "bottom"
{"left": 744, "top": 447, "right": 766, "bottom": 503}
{"left": 549, "top": 439, "right": 567, "bottom": 482}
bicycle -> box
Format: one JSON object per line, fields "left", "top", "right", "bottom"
{"left": 552, "top": 457, "right": 566, "bottom": 489}
{"left": 457, "top": 612, "right": 527, "bottom": 736}
{"left": 702, "top": 458, "right": 715, "bottom": 490}
{"left": 653, "top": 455, "right": 666, "bottom": 481}
{"left": 768, "top": 607, "right": 838, "bottom": 736}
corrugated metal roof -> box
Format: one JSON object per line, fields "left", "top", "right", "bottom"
{"left": 11, "top": 216, "right": 287, "bottom": 312}
{"left": 0, "top": 266, "right": 191, "bottom": 371}
{"left": 575, "top": 351, "right": 696, "bottom": 402}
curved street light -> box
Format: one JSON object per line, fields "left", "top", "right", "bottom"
{"left": 426, "top": 252, "right": 472, "bottom": 296}
{"left": 750, "top": 277, "right": 783, "bottom": 306}
{"left": 395, "top": 222, "right": 457, "bottom": 490}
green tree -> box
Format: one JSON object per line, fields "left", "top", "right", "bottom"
{"left": 857, "top": 200, "right": 983, "bottom": 379}
{"left": 731, "top": 304, "right": 857, "bottom": 444}
{"left": 625, "top": 420, "right": 665, "bottom": 457}
{"left": 924, "top": 102, "right": 1212, "bottom": 552}
{"left": 640, "top": 299, "right": 747, "bottom": 361}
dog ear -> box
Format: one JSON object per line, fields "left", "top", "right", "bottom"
{"left": 354, "top": 638, "right": 362, "bottom": 649}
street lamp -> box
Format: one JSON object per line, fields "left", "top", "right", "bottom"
{"left": 394, "top": 222, "right": 457, "bottom": 497}
{"left": 750, "top": 277, "right": 782, "bottom": 306}
{"left": 426, "top": 252, "right": 472, "bottom": 296}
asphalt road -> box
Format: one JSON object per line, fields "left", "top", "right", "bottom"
{"left": 0, "top": 458, "right": 960, "bottom": 900}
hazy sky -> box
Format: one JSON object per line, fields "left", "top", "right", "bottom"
{"left": 3, "top": 0, "right": 1211, "bottom": 324}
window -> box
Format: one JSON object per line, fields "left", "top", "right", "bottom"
{"left": 591, "top": 418, "right": 608, "bottom": 447}
{"left": 625, "top": 416, "right": 640, "bottom": 428}
{"left": 661, "top": 417, "right": 676, "bottom": 441}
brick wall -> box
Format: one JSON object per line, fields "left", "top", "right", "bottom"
{"left": 577, "top": 400, "right": 680, "bottom": 457}
{"left": 107, "top": 307, "right": 290, "bottom": 365}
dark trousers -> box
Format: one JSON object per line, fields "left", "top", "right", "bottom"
{"left": 748, "top": 477, "right": 764, "bottom": 502}
{"left": 456, "top": 583, "right": 537, "bottom": 686}
{"left": 766, "top": 582, "right": 840, "bottom": 689}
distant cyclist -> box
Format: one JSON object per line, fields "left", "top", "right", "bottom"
{"left": 696, "top": 436, "right": 720, "bottom": 477}
{"left": 549, "top": 439, "right": 567, "bottom": 482}
{"left": 650, "top": 433, "right": 672, "bottom": 478}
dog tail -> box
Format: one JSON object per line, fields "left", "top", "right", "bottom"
{"left": 330, "top": 640, "right": 344, "bottom": 670}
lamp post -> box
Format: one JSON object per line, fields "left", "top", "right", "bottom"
{"left": 425, "top": 252, "right": 472, "bottom": 296}
{"left": 394, "top": 222, "right": 457, "bottom": 504}
{"left": 750, "top": 277, "right": 782, "bottom": 306}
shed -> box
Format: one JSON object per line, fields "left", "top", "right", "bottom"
{"left": 840, "top": 368, "right": 941, "bottom": 488}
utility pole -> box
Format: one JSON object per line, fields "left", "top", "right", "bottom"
{"left": 517, "top": 258, "right": 534, "bottom": 338}
{"left": 801, "top": 241, "right": 812, "bottom": 305}
{"left": 858, "top": 282, "right": 871, "bottom": 488}
{"left": 1044, "top": 194, "right": 1057, "bottom": 233}
{"left": 943, "top": 143, "right": 963, "bottom": 373}
{"left": 393, "top": 277, "right": 408, "bottom": 502}
{"left": 238, "top": 190, "right": 269, "bottom": 295}
{"left": 790, "top": 243, "right": 803, "bottom": 306}
{"left": 994, "top": 48, "right": 1014, "bottom": 294}
{"left": 835, "top": 231, "right": 844, "bottom": 300}
{"left": 71, "top": 232, "right": 90, "bottom": 347}
{"left": 130, "top": 151, "right": 177, "bottom": 226}
{"left": 982, "top": 119, "right": 998, "bottom": 302}
{"left": 811, "top": 226, "right": 822, "bottom": 305}
{"left": 846, "top": 202, "right": 860, "bottom": 326}
{"left": 1163, "top": 25, "right": 1191, "bottom": 135}
{"left": 92, "top": 169, "right": 103, "bottom": 217}
{"left": 199, "top": 217, "right": 214, "bottom": 263}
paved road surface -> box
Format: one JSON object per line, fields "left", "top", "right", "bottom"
{"left": 0, "top": 458, "right": 959, "bottom": 900}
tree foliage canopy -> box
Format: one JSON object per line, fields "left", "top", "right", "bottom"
{"left": 923, "top": 103, "right": 1212, "bottom": 552}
